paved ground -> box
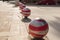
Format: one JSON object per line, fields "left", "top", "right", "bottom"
{"left": 0, "top": 1, "right": 60, "bottom": 40}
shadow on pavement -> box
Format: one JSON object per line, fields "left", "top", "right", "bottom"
{"left": 48, "top": 16, "right": 60, "bottom": 37}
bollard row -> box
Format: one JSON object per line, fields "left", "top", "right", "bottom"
{"left": 18, "top": 2, "right": 49, "bottom": 40}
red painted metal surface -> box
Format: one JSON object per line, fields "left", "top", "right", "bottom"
{"left": 29, "top": 18, "right": 49, "bottom": 38}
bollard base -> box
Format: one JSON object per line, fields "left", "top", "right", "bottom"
{"left": 31, "top": 37, "right": 44, "bottom": 40}
{"left": 24, "top": 16, "right": 28, "bottom": 19}
{"left": 28, "top": 35, "right": 49, "bottom": 40}
{"left": 21, "top": 16, "right": 31, "bottom": 23}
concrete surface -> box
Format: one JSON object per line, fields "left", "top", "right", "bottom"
{"left": 0, "top": 1, "right": 60, "bottom": 40}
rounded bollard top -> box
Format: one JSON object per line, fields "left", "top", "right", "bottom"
{"left": 22, "top": 8, "right": 31, "bottom": 12}
{"left": 29, "top": 18, "right": 48, "bottom": 31}
{"left": 30, "top": 18, "right": 47, "bottom": 27}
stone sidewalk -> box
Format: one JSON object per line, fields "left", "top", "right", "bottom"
{"left": 0, "top": 1, "right": 21, "bottom": 40}
{"left": 0, "top": 1, "right": 60, "bottom": 40}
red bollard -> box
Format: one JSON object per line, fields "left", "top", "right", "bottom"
{"left": 21, "top": 8, "right": 31, "bottom": 19}
{"left": 18, "top": 2, "right": 26, "bottom": 10}
{"left": 29, "top": 18, "right": 49, "bottom": 39}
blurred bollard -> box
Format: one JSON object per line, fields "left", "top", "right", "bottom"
{"left": 21, "top": 8, "right": 31, "bottom": 22}
{"left": 18, "top": 2, "right": 26, "bottom": 10}
{"left": 29, "top": 18, "right": 49, "bottom": 40}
